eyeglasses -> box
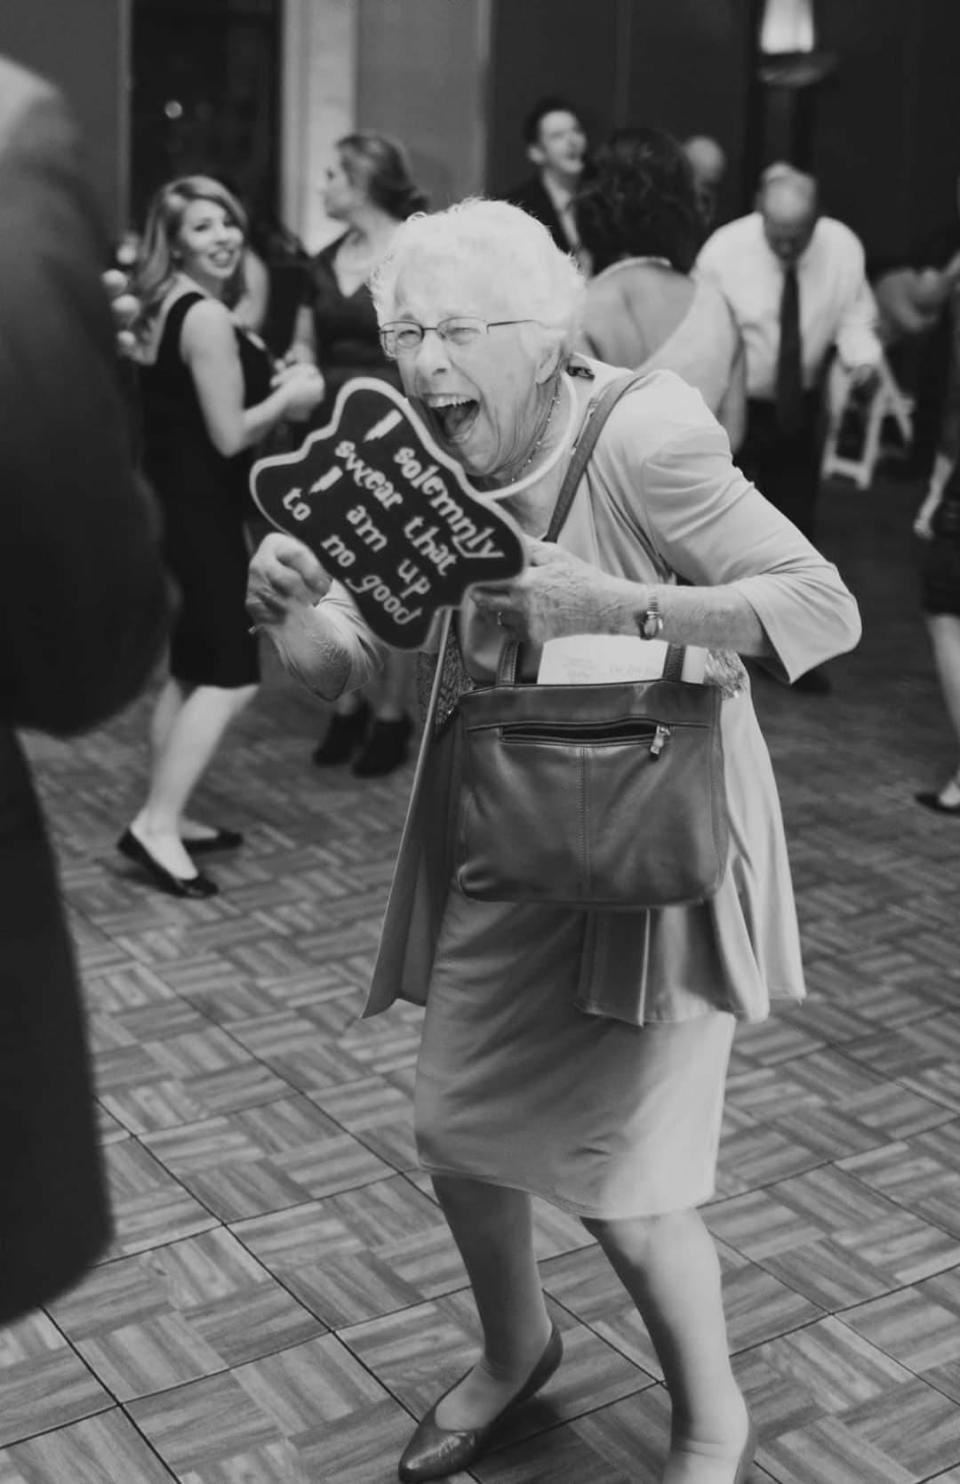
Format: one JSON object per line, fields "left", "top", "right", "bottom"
{"left": 379, "top": 316, "right": 538, "bottom": 359}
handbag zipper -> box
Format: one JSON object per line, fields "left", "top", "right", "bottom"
{"left": 499, "top": 719, "right": 673, "bottom": 755}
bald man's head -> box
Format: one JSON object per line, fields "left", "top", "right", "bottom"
{"left": 684, "top": 136, "right": 727, "bottom": 188}
{"left": 759, "top": 165, "right": 819, "bottom": 264}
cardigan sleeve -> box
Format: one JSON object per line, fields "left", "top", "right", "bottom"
{"left": 598, "top": 385, "right": 862, "bottom": 683}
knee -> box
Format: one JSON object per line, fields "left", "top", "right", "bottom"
{"left": 581, "top": 1207, "right": 694, "bottom": 1253}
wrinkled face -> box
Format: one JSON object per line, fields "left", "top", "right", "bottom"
{"left": 323, "top": 153, "right": 365, "bottom": 220}
{"left": 530, "top": 110, "right": 587, "bottom": 180}
{"left": 175, "top": 199, "right": 243, "bottom": 287}
{"left": 762, "top": 201, "right": 817, "bottom": 266}
{"left": 389, "top": 255, "right": 551, "bottom": 483}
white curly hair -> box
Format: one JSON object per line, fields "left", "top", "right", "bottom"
{"left": 371, "top": 197, "right": 586, "bottom": 357}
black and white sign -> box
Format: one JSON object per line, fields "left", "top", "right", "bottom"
{"left": 250, "top": 378, "right": 525, "bottom": 648}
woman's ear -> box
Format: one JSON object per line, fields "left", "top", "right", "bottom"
{"left": 533, "top": 333, "right": 565, "bottom": 386}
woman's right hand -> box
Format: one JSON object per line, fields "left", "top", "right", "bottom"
{"left": 274, "top": 362, "right": 326, "bottom": 420}
{"left": 247, "top": 532, "right": 331, "bottom": 627}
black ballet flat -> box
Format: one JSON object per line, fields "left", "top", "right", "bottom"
{"left": 397, "top": 1323, "right": 563, "bottom": 1482}
{"left": 117, "top": 828, "right": 219, "bottom": 898}
{"left": 184, "top": 827, "right": 244, "bottom": 855}
{"left": 915, "top": 792, "right": 960, "bottom": 815}
{"left": 312, "top": 701, "right": 371, "bottom": 766}
{"left": 352, "top": 714, "right": 414, "bottom": 778}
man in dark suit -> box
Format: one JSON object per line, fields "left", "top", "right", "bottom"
{"left": 502, "top": 96, "right": 590, "bottom": 272}
{"left": 0, "top": 55, "right": 169, "bottom": 1324}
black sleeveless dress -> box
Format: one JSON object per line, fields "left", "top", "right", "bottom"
{"left": 139, "top": 291, "right": 272, "bottom": 686}
{"left": 921, "top": 464, "right": 960, "bottom": 618}
{"left": 300, "top": 235, "right": 401, "bottom": 424}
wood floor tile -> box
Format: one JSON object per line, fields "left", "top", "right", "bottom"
{"left": 233, "top": 1176, "right": 468, "bottom": 1325}
{"left": 0, "top": 1345, "right": 111, "bottom": 1448}
{"left": 100, "top": 1138, "right": 220, "bottom": 1257}
{"left": 142, "top": 1097, "right": 393, "bottom": 1220}
{"left": 0, "top": 1410, "right": 176, "bottom": 1483}
{"left": 758, "top": 1416, "right": 914, "bottom": 1484}
{"left": 309, "top": 1074, "right": 419, "bottom": 1171}
{"left": 473, "top": 1386, "right": 672, "bottom": 1483}
{"left": 128, "top": 1334, "right": 409, "bottom": 1481}
{"left": 48, "top": 1228, "right": 323, "bottom": 1399}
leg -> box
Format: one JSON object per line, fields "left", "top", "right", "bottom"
{"left": 131, "top": 682, "right": 257, "bottom": 877}
{"left": 429, "top": 1175, "right": 553, "bottom": 1429}
{"left": 149, "top": 675, "right": 189, "bottom": 758}
{"left": 352, "top": 650, "right": 415, "bottom": 776}
{"left": 372, "top": 648, "right": 414, "bottom": 722}
{"left": 924, "top": 614, "right": 960, "bottom": 802}
{"left": 585, "top": 1208, "right": 749, "bottom": 1484}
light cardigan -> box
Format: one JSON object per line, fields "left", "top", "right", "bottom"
{"left": 312, "top": 364, "right": 862, "bottom": 1025}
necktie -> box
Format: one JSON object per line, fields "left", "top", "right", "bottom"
{"left": 775, "top": 264, "right": 804, "bottom": 435}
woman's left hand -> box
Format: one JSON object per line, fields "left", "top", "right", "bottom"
{"left": 471, "top": 539, "right": 623, "bottom": 646}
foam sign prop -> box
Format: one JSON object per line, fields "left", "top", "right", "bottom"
{"left": 250, "top": 378, "right": 525, "bottom": 649}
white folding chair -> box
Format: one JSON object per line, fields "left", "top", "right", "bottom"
{"left": 820, "top": 352, "right": 914, "bottom": 490}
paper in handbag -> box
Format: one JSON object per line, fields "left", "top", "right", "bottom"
{"left": 250, "top": 378, "right": 525, "bottom": 648}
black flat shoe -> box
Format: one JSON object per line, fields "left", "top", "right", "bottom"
{"left": 117, "top": 829, "right": 219, "bottom": 898}
{"left": 915, "top": 791, "right": 960, "bottom": 815}
{"left": 352, "top": 714, "right": 414, "bottom": 778}
{"left": 184, "top": 827, "right": 244, "bottom": 855}
{"left": 397, "top": 1323, "right": 563, "bottom": 1482}
{"left": 312, "top": 701, "right": 371, "bottom": 766}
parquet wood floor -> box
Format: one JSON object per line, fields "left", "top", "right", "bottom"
{"left": 7, "top": 475, "right": 960, "bottom": 1482}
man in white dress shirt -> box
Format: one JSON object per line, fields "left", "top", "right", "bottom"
{"left": 697, "top": 166, "right": 881, "bottom": 690}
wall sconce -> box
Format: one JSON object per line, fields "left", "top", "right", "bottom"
{"left": 759, "top": 0, "right": 815, "bottom": 57}
{"left": 757, "top": 0, "right": 834, "bottom": 88}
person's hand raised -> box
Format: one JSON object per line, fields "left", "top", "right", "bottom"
{"left": 102, "top": 269, "right": 141, "bottom": 358}
{"left": 247, "top": 532, "right": 331, "bottom": 628}
{"left": 272, "top": 361, "right": 326, "bottom": 420}
{"left": 471, "top": 538, "right": 619, "bottom": 648}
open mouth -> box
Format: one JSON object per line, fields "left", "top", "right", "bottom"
{"left": 423, "top": 395, "right": 479, "bottom": 443}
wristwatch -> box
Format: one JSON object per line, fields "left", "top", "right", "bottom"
{"left": 637, "top": 590, "right": 664, "bottom": 640}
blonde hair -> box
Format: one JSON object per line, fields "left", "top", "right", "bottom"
{"left": 371, "top": 197, "right": 586, "bottom": 357}
{"left": 133, "top": 175, "right": 248, "bottom": 329}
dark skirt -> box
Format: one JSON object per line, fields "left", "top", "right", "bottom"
{"left": 161, "top": 488, "right": 260, "bottom": 689}
{"left": 921, "top": 505, "right": 960, "bottom": 618}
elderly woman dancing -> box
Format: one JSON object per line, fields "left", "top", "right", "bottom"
{"left": 248, "top": 200, "right": 861, "bottom": 1484}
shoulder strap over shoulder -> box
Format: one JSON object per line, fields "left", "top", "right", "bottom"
{"left": 544, "top": 373, "right": 646, "bottom": 543}
{"left": 496, "top": 372, "right": 685, "bottom": 686}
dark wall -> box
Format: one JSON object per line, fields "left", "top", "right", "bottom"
{"left": 485, "top": 0, "right": 752, "bottom": 223}
{"left": 814, "top": 0, "right": 960, "bottom": 267}
{"left": 0, "top": 0, "right": 125, "bottom": 232}
{"left": 485, "top": 0, "right": 960, "bottom": 265}
{"left": 485, "top": 0, "right": 627, "bottom": 192}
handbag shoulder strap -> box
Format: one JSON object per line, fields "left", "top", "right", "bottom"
{"left": 497, "top": 371, "right": 684, "bottom": 685}
{"left": 544, "top": 372, "right": 647, "bottom": 544}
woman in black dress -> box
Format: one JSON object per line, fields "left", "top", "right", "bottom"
{"left": 119, "top": 176, "right": 324, "bottom": 896}
{"left": 914, "top": 285, "right": 960, "bottom": 814}
{"left": 288, "top": 133, "right": 427, "bottom": 776}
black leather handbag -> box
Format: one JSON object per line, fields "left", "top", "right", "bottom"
{"left": 454, "top": 374, "right": 730, "bottom": 911}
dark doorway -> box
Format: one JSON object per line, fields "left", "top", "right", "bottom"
{"left": 129, "top": 0, "right": 281, "bottom": 231}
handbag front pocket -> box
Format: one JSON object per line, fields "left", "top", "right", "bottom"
{"left": 455, "top": 681, "right": 728, "bottom": 911}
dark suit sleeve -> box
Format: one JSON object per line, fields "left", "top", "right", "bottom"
{"left": 0, "top": 81, "right": 169, "bottom": 735}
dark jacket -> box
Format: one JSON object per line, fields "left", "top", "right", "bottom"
{"left": 0, "top": 57, "right": 169, "bottom": 1324}
{"left": 501, "top": 174, "right": 576, "bottom": 255}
